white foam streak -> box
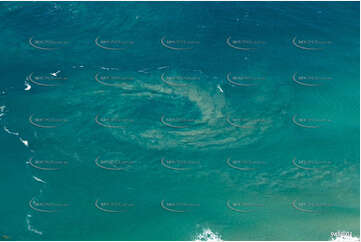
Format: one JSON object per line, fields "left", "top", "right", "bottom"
{"left": 33, "top": 176, "right": 46, "bottom": 184}
{"left": 26, "top": 214, "right": 43, "bottom": 235}
{"left": 157, "top": 66, "right": 169, "bottom": 70}
{"left": 19, "top": 137, "right": 29, "bottom": 147}
{"left": 3, "top": 126, "right": 30, "bottom": 147}
{"left": 0, "top": 105, "right": 5, "bottom": 120}
{"left": 50, "top": 70, "right": 60, "bottom": 77}
{"left": 4, "top": 126, "right": 19, "bottom": 136}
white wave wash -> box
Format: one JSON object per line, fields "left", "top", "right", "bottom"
{"left": 194, "top": 228, "right": 223, "bottom": 242}
{"left": 24, "top": 81, "right": 31, "bottom": 91}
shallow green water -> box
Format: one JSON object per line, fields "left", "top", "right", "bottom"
{"left": 0, "top": 2, "right": 359, "bottom": 241}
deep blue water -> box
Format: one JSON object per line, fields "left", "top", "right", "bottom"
{"left": 0, "top": 1, "right": 359, "bottom": 241}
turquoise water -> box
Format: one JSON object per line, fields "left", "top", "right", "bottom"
{"left": 0, "top": 1, "right": 359, "bottom": 241}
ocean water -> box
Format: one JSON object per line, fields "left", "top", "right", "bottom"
{"left": 0, "top": 1, "right": 359, "bottom": 241}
